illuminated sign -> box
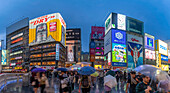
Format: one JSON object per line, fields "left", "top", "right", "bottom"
{"left": 145, "top": 49, "right": 155, "bottom": 60}
{"left": 112, "top": 29, "right": 126, "bottom": 44}
{"left": 104, "top": 30, "right": 111, "bottom": 55}
{"left": 127, "top": 17, "right": 144, "bottom": 35}
{"left": 112, "top": 43, "right": 127, "bottom": 67}
{"left": 108, "top": 52, "right": 111, "bottom": 65}
{"left": 94, "top": 65, "right": 102, "bottom": 69}
{"left": 29, "top": 13, "right": 66, "bottom": 46}
{"left": 0, "top": 41, "right": 1, "bottom": 50}
{"left": 127, "top": 34, "right": 143, "bottom": 45}
{"left": 1, "top": 50, "right": 6, "bottom": 65}
{"left": 15, "top": 67, "right": 23, "bottom": 70}
{"left": 155, "top": 40, "right": 168, "bottom": 55}
{"left": 90, "top": 55, "right": 95, "bottom": 62}
{"left": 168, "top": 50, "right": 170, "bottom": 59}
{"left": 105, "top": 13, "right": 112, "bottom": 35}
{"left": 11, "top": 33, "right": 23, "bottom": 40}
{"left": 145, "top": 35, "right": 154, "bottom": 50}
{"left": 56, "top": 44, "right": 59, "bottom": 60}
{"left": 90, "top": 48, "right": 95, "bottom": 55}
{"left": 11, "top": 37, "right": 23, "bottom": 44}
{"left": 117, "top": 14, "right": 126, "bottom": 30}
{"left": 161, "top": 65, "right": 169, "bottom": 71}
{"left": 10, "top": 51, "right": 23, "bottom": 56}
{"left": 91, "top": 26, "right": 105, "bottom": 39}
{"left": 161, "top": 54, "right": 168, "bottom": 62}
{"left": 66, "top": 29, "right": 81, "bottom": 40}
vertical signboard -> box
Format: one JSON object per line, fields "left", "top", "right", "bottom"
{"left": 105, "top": 13, "right": 112, "bottom": 35}
{"left": 104, "top": 30, "right": 111, "bottom": 55}
{"left": 67, "top": 45, "right": 74, "bottom": 62}
{"left": 1, "top": 50, "right": 6, "bottom": 65}
{"left": 117, "top": 14, "right": 126, "bottom": 30}
{"left": 112, "top": 29, "right": 126, "bottom": 44}
{"left": 108, "top": 52, "right": 111, "bottom": 65}
{"left": 127, "top": 34, "right": 143, "bottom": 68}
{"left": 56, "top": 44, "right": 60, "bottom": 60}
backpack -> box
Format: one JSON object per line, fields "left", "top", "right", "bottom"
{"left": 81, "top": 77, "right": 89, "bottom": 87}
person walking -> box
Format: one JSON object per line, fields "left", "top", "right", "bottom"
{"left": 69, "top": 72, "right": 74, "bottom": 92}
{"left": 136, "top": 75, "right": 154, "bottom": 93}
{"left": 115, "top": 71, "right": 120, "bottom": 92}
{"left": 59, "top": 71, "right": 69, "bottom": 93}
{"left": 31, "top": 73, "right": 40, "bottom": 93}
{"left": 126, "top": 71, "right": 138, "bottom": 93}
{"left": 80, "top": 75, "right": 91, "bottom": 93}
{"left": 39, "top": 73, "right": 48, "bottom": 93}
{"left": 73, "top": 71, "right": 79, "bottom": 89}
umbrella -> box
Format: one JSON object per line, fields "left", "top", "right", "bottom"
{"left": 78, "top": 66, "right": 95, "bottom": 75}
{"left": 31, "top": 68, "right": 46, "bottom": 73}
{"left": 106, "top": 70, "right": 116, "bottom": 77}
{"left": 91, "top": 71, "right": 99, "bottom": 77}
{"left": 104, "top": 75, "right": 117, "bottom": 88}
{"left": 30, "top": 66, "right": 36, "bottom": 71}
{"left": 57, "top": 68, "right": 67, "bottom": 71}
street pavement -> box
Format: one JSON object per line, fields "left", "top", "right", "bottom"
{"left": 1, "top": 78, "right": 126, "bottom": 93}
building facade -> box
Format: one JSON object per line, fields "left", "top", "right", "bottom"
{"left": 66, "top": 28, "right": 81, "bottom": 67}
{"left": 29, "top": 13, "right": 66, "bottom": 69}
{"left": 6, "top": 18, "right": 29, "bottom": 72}
{"left": 89, "top": 26, "right": 104, "bottom": 69}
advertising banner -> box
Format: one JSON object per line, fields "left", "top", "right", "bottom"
{"left": 91, "top": 26, "right": 105, "bottom": 40}
{"left": 90, "top": 55, "right": 95, "bottom": 62}
{"left": 90, "top": 41, "right": 95, "bottom": 48}
{"left": 168, "top": 50, "right": 170, "bottom": 59}
{"left": 117, "top": 14, "right": 126, "bottom": 30}
{"left": 112, "top": 43, "right": 127, "bottom": 67}
{"left": 104, "top": 30, "right": 111, "bottom": 55}
{"left": 66, "top": 29, "right": 81, "bottom": 40}
{"left": 67, "top": 45, "right": 74, "bottom": 62}
{"left": 29, "top": 13, "right": 66, "bottom": 46}
{"left": 90, "top": 48, "right": 95, "bottom": 55}
{"left": 108, "top": 52, "right": 111, "bottom": 65}
{"left": 56, "top": 44, "right": 59, "bottom": 60}
{"left": 127, "top": 17, "right": 144, "bottom": 35}
{"left": 158, "top": 40, "right": 168, "bottom": 56}
{"left": 145, "top": 49, "right": 155, "bottom": 60}
{"left": 0, "top": 41, "right": 1, "bottom": 50}
{"left": 127, "top": 34, "right": 143, "bottom": 45}
{"left": 112, "top": 29, "right": 126, "bottom": 44}
{"left": 156, "top": 51, "right": 160, "bottom": 67}
{"left": 1, "top": 50, "right": 6, "bottom": 65}
{"left": 145, "top": 34, "right": 154, "bottom": 50}
{"left": 161, "top": 65, "right": 169, "bottom": 71}
{"left": 11, "top": 33, "right": 23, "bottom": 40}
{"left": 105, "top": 13, "right": 112, "bottom": 35}
{"left": 161, "top": 54, "right": 168, "bottom": 62}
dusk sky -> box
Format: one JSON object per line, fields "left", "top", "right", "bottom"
{"left": 0, "top": 0, "right": 170, "bottom": 52}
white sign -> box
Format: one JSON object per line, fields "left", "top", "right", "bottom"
{"left": 117, "top": 14, "right": 126, "bottom": 30}
{"left": 158, "top": 40, "right": 168, "bottom": 55}
{"left": 105, "top": 13, "right": 112, "bottom": 35}
{"left": 104, "top": 30, "right": 112, "bottom": 55}
{"left": 11, "top": 33, "right": 23, "bottom": 40}
{"left": 127, "top": 34, "right": 143, "bottom": 45}
{"left": 108, "top": 52, "right": 111, "bottom": 65}
{"left": 168, "top": 50, "right": 170, "bottom": 59}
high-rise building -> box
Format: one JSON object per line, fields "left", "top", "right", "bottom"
{"left": 89, "top": 26, "right": 104, "bottom": 69}
{"left": 6, "top": 18, "right": 29, "bottom": 72}
{"left": 29, "top": 13, "right": 66, "bottom": 69}
{"left": 66, "top": 28, "right": 81, "bottom": 67}
{"left": 81, "top": 52, "right": 89, "bottom": 62}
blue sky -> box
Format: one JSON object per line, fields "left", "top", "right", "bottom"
{"left": 0, "top": 0, "right": 170, "bottom": 52}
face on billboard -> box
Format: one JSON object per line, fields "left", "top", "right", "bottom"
{"left": 112, "top": 29, "right": 126, "bottom": 44}
{"left": 67, "top": 45, "right": 74, "bottom": 62}
{"left": 117, "top": 14, "right": 126, "bottom": 30}
{"left": 145, "top": 49, "right": 155, "bottom": 60}
{"left": 112, "top": 43, "right": 127, "bottom": 67}
{"left": 145, "top": 36, "right": 154, "bottom": 50}
{"left": 29, "top": 13, "right": 66, "bottom": 46}
{"left": 158, "top": 40, "right": 168, "bottom": 55}
{"left": 1, "top": 50, "right": 6, "bottom": 65}
{"left": 127, "top": 17, "right": 144, "bottom": 35}
{"left": 128, "top": 41, "right": 143, "bottom": 68}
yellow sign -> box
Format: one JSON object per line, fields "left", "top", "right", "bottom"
{"left": 29, "top": 13, "right": 66, "bottom": 46}
{"left": 15, "top": 67, "right": 22, "bottom": 70}
{"left": 161, "top": 65, "right": 169, "bottom": 71}
{"left": 94, "top": 65, "right": 102, "bottom": 69}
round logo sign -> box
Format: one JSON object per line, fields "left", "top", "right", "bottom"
{"left": 115, "top": 32, "right": 123, "bottom": 40}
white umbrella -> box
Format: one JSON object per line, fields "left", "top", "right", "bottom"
{"left": 104, "top": 75, "right": 117, "bottom": 88}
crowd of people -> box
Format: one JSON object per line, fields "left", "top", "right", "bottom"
{"left": 29, "top": 69, "right": 170, "bottom": 93}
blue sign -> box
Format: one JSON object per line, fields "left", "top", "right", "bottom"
{"left": 1, "top": 50, "right": 6, "bottom": 65}
{"left": 90, "top": 41, "right": 95, "bottom": 48}
{"left": 161, "top": 54, "right": 168, "bottom": 62}
{"left": 56, "top": 44, "right": 60, "bottom": 60}
{"left": 145, "top": 36, "right": 154, "bottom": 50}
{"left": 112, "top": 29, "right": 126, "bottom": 44}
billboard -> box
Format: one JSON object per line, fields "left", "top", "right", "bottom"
{"left": 145, "top": 33, "right": 154, "bottom": 50}
{"left": 145, "top": 49, "right": 155, "bottom": 60}
{"left": 56, "top": 44, "right": 59, "bottom": 60}
{"left": 90, "top": 41, "right": 95, "bottom": 48}
{"left": 105, "top": 13, "right": 112, "bottom": 35}
{"left": 1, "top": 50, "right": 6, "bottom": 65}
{"left": 127, "top": 17, "right": 144, "bottom": 35}
{"left": 161, "top": 54, "right": 168, "bottom": 62}
{"left": 155, "top": 40, "right": 168, "bottom": 56}
{"left": 91, "top": 26, "right": 105, "bottom": 40}
{"left": 90, "top": 55, "right": 95, "bottom": 62}
{"left": 112, "top": 29, "right": 126, "bottom": 44}
{"left": 104, "top": 30, "right": 111, "bottom": 55}
{"left": 168, "top": 50, "right": 170, "bottom": 59}
{"left": 66, "top": 28, "right": 81, "bottom": 40}
{"left": 127, "top": 34, "right": 143, "bottom": 68}
{"left": 67, "top": 45, "right": 74, "bottom": 62}
{"left": 11, "top": 33, "right": 23, "bottom": 40}
{"left": 117, "top": 14, "right": 126, "bottom": 30}
{"left": 90, "top": 48, "right": 95, "bottom": 55}
{"left": 108, "top": 52, "right": 111, "bottom": 65}
{"left": 29, "top": 13, "right": 66, "bottom": 46}
{"left": 161, "top": 65, "right": 169, "bottom": 71}
{"left": 112, "top": 43, "right": 127, "bottom": 67}
{"left": 0, "top": 41, "right": 1, "bottom": 50}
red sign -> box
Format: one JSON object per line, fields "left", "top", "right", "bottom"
{"left": 90, "top": 48, "right": 95, "bottom": 55}
{"left": 91, "top": 26, "right": 104, "bottom": 39}
{"left": 50, "top": 22, "right": 57, "bottom": 31}
{"left": 30, "top": 15, "right": 55, "bottom": 25}
{"left": 131, "top": 38, "right": 139, "bottom": 42}
{"left": 90, "top": 55, "right": 95, "bottom": 62}
{"left": 168, "top": 59, "right": 170, "bottom": 63}
{"left": 11, "top": 37, "right": 23, "bottom": 44}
